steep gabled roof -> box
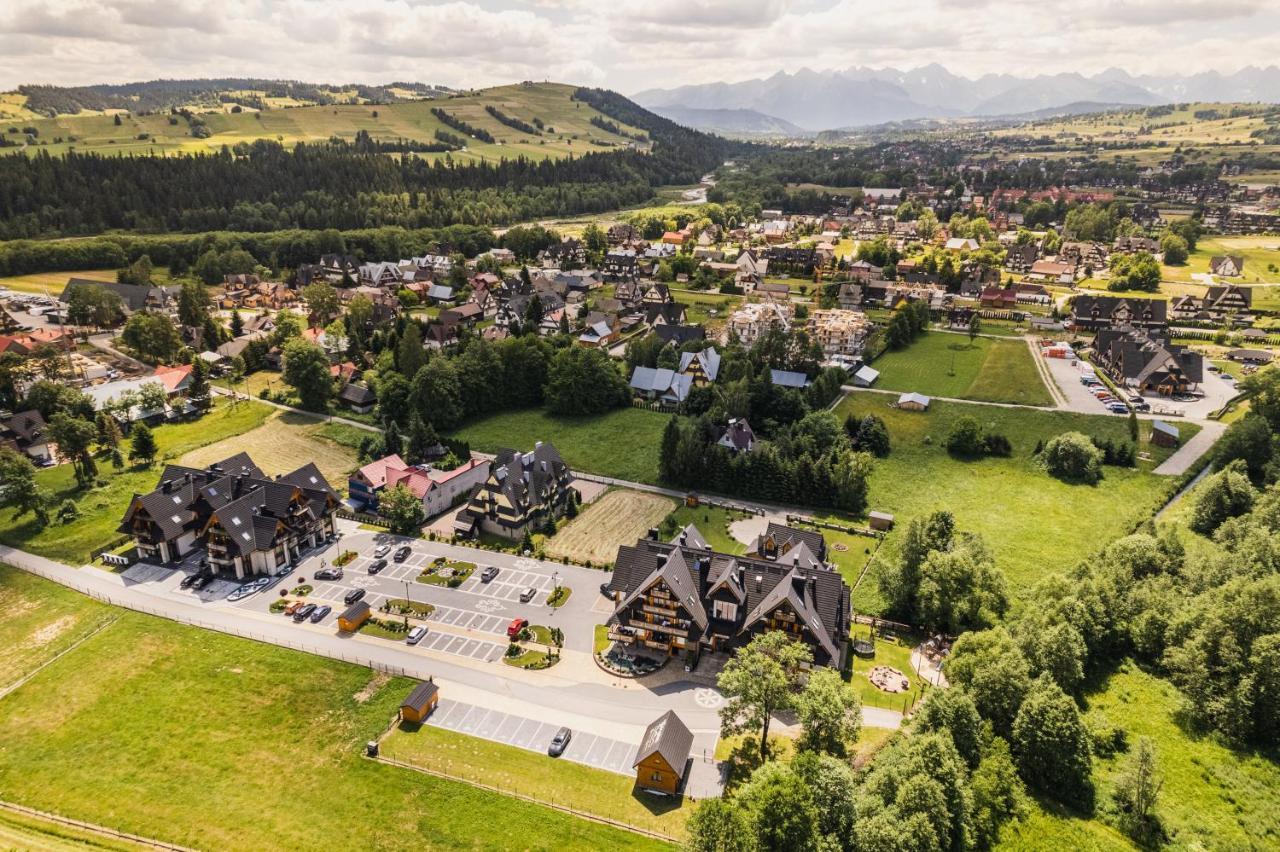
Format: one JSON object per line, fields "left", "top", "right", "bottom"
{"left": 633, "top": 710, "right": 693, "bottom": 775}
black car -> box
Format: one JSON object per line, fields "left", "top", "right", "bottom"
{"left": 179, "top": 572, "right": 202, "bottom": 589}
{"left": 192, "top": 573, "right": 216, "bottom": 591}
{"left": 344, "top": 588, "right": 366, "bottom": 605}
{"left": 599, "top": 583, "right": 614, "bottom": 598}
{"left": 310, "top": 605, "right": 332, "bottom": 623}
{"left": 369, "top": 558, "right": 388, "bottom": 575}
{"left": 293, "top": 603, "right": 317, "bottom": 622}
{"left": 481, "top": 566, "right": 500, "bottom": 583}
{"left": 548, "top": 727, "right": 572, "bottom": 757}
{"left": 393, "top": 545, "right": 412, "bottom": 563}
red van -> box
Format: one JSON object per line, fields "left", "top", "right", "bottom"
{"left": 507, "top": 617, "right": 528, "bottom": 639}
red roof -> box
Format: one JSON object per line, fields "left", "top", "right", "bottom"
{"left": 0, "top": 335, "right": 30, "bottom": 355}
{"left": 152, "top": 364, "right": 193, "bottom": 393}
{"left": 355, "top": 454, "right": 407, "bottom": 489}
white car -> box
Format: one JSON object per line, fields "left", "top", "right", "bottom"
{"left": 406, "top": 625, "right": 428, "bottom": 645}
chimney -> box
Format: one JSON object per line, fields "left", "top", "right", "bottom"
{"left": 647, "top": 527, "right": 659, "bottom": 541}
{"left": 755, "top": 575, "right": 763, "bottom": 592}
{"left": 679, "top": 532, "right": 687, "bottom": 545}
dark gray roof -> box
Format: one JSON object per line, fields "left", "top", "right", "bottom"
{"left": 60, "top": 277, "right": 179, "bottom": 313}
{"left": 340, "top": 600, "right": 371, "bottom": 623}
{"left": 633, "top": 710, "right": 693, "bottom": 775}
{"left": 402, "top": 680, "right": 439, "bottom": 711}
{"left": 339, "top": 383, "right": 377, "bottom": 405}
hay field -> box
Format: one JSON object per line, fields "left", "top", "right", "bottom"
{"left": 544, "top": 489, "right": 677, "bottom": 565}
{"left": 178, "top": 410, "right": 359, "bottom": 490}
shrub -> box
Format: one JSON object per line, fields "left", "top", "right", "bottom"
{"left": 506, "top": 642, "right": 521, "bottom": 658}
{"left": 1042, "top": 432, "right": 1104, "bottom": 484}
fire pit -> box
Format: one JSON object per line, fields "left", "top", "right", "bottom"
{"left": 868, "top": 664, "right": 910, "bottom": 693}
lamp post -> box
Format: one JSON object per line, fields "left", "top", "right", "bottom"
{"left": 403, "top": 579, "right": 412, "bottom": 627}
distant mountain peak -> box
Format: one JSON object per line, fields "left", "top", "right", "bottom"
{"left": 632, "top": 63, "right": 1280, "bottom": 132}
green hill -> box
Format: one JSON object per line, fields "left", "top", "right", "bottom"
{"left": 3, "top": 82, "right": 650, "bottom": 162}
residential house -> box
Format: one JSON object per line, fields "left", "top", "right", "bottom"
{"left": 1112, "top": 235, "right": 1160, "bottom": 255}
{"left": 837, "top": 282, "right": 864, "bottom": 310}
{"left": 374, "top": 456, "right": 490, "bottom": 518}
{"left": 1210, "top": 255, "right": 1246, "bottom": 277}
{"left": 852, "top": 365, "right": 879, "bottom": 387}
{"left": 1026, "top": 260, "right": 1076, "bottom": 284}
{"left": 0, "top": 410, "right": 52, "bottom": 462}
{"left": 538, "top": 239, "right": 587, "bottom": 269}
{"left": 678, "top": 347, "right": 721, "bottom": 386}
{"left": 716, "top": 418, "right": 755, "bottom": 454}
{"left": 320, "top": 254, "right": 360, "bottom": 281}
{"left": 440, "top": 302, "right": 484, "bottom": 329}
{"left": 605, "top": 526, "right": 851, "bottom": 668}
{"left": 578, "top": 314, "right": 621, "bottom": 348}
{"left": 1092, "top": 328, "right": 1203, "bottom": 396}
{"left": 117, "top": 453, "right": 338, "bottom": 577}
{"left": 358, "top": 262, "right": 402, "bottom": 288}
{"left": 454, "top": 443, "right": 575, "bottom": 540}
{"left": 806, "top": 309, "right": 871, "bottom": 356}
{"left": 607, "top": 223, "right": 641, "bottom": 246}
{"left": 645, "top": 302, "right": 687, "bottom": 328}
{"left": 1059, "top": 241, "right": 1109, "bottom": 270}
{"left": 337, "top": 382, "right": 376, "bottom": 414}
{"left": 1071, "top": 295, "right": 1167, "bottom": 331}
{"left": 945, "top": 237, "right": 980, "bottom": 252}
{"left": 1004, "top": 243, "right": 1039, "bottom": 273}
{"left": 762, "top": 246, "right": 817, "bottom": 272}
{"left": 629, "top": 366, "right": 693, "bottom": 405}
{"left": 602, "top": 250, "right": 639, "bottom": 283}
{"left": 632, "top": 711, "right": 694, "bottom": 795}
{"left": 754, "top": 281, "right": 791, "bottom": 302}
{"left": 654, "top": 324, "right": 706, "bottom": 346}
{"left": 980, "top": 287, "right": 1018, "bottom": 309}
{"left": 736, "top": 250, "right": 769, "bottom": 279}
{"left": 749, "top": 522, "right": 828, "bottom": 563}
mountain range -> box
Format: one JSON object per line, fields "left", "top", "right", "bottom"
{"left": 633, "top": 64, "right": 1280, "bottom": 132}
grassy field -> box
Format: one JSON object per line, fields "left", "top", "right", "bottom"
{"left": 850, "top": 625, "right": 930, "bottom": 713}
{"left": 0, "top": 569, "right": 666, "bottom": 851}
{"left": 1160, "top": 236, "right": 1280, "bottom": 285}
{"left": 1084, "top": 663, "right": 1280, "bottom": 850}
{"left": 834, "top": 395, "right": 1193, "bottom": 606}
{"left": 0, "top": 401, "right": 271, "bottom": 565}
{"left": 871, "top": 333, "right": 1053, "bottom": 406}
{"left": 544, "top": 489, "right": 677, "bottom": 565}
{"left": 0, "top": 806, "right": 147, "bottom": 851}
{"left": 382, "top": 723, "right": 690, "bottom": 840}
{"left": 6, "top": 83, "right": 648, "bottom": 162}
{"left": 0, "top": 269, "right": 169, "bottom": 297}
{"left": 450, "top": 406, "right": 670, "bottom": 485}
{"left": 0, "top": 563, "right": 115, "bottom": 690}
{"left": 179, "top": 408, "right": 360, "bottom": 490}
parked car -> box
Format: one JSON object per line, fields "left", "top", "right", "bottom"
{"left": 310, "top": 605, "right": 332, "bottom": 623}
{"left": 481, "top": 566, "right": 500, "bottom": 583}
{"left": 344, "top": 588, "right": 366, "bottom": 605}
{"left": 1134, "top": 402, "right": 1151, "bottom": 412}
{"left": 1128, "top": 395, "right": 1144, "bottom": 403}
{"left": 284, "top": 601, "right": 304, "bottom": 616}
{"left": 507, "top": 617, "right": 528, "bottom": 639}
{"left": 519, "top": 586, "right": 538, "bottom": 603}
{"left": 1108, "top": 403, "right": 1129, "bottom": 413}
{"left": 369, "top": 558, "right": 388, "bottom": 575}
{"left": 406, "top": 625, "right": 427, "bottom": 645}
{"left": 314, "top": 567, "right": 343, "bottom": 581}
{"left": 373, "top": 544, "right": 392, "bottom": 558}
{"left": 193, "top": 573, "right": 216, "bottom": 591}
{"left": 599, "top": 582, "right": 613, "bottom": 598}
{"left": 179, "top": 572, "right": 202, "bottom": 589}
{"left": 393, "top": 545, "right": 412, "bottom": 563}
{"left": 293, "top": 603, "right": 317, "bottom": 622}
{"left": 274, "top": 563, "right": 294, "bottom": 578}
{"left": 548, "top": 727, "right": 572, "bottom": 757}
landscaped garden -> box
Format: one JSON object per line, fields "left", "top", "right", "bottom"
{"left": 0, "top": 570, "right": 661, "bottom": 851}
{"left": 0, "top": 401, "right": 271, "bottom": 565}
{"left": 833, "top": 395, "right": 1196, "bottom": 607}
{"left": 417, "top": 559, "right": 475, "bottom": 586}
{"left": 870, "top": 332, "right": 1054, "bottom": 406}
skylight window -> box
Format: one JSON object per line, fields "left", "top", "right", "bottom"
{"left": 171, "top": 494, "right": 182, "bottom": 504}
{"left": 241, "top": 532, "right": 252, "bottom": 542}
{"left": 231, "top": 517, "right": 242, "bottom": 526}
{"left": 208, "top": 487, "right": 218, "bottom": 495}
{"left": 170, "top": 514, "right": 182, "bottom": 524}
{"left": 308, "top": 476, "right": 318, "bottom": 484}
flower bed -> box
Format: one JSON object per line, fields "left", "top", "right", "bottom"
{"left": 333, "top": 551, "right": 357, "bottom": 567}
{"left": 416, "top": 560, "right": 475, "bottom": 587}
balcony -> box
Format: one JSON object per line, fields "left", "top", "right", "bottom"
{"left": 641, "top": 603, "right": 679, "bottom": 618}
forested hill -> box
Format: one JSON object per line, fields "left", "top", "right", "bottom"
{"left": 15, "top": 79, "right": 452, "bottom": 117}
{"left": 0, "top": 86, "right": 751, "bottom": 239}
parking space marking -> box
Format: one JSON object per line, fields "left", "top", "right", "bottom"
{"left": 423, "top": 700, "right": 635, "bottom": 775}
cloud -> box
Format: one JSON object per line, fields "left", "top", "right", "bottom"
{"left": 0, "top": 0, "right": 1278, "bottom": 93}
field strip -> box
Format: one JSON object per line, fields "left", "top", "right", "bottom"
{"left": 0, "top": 799, "right": 192, "bottom": 851}
{"left": 0, "top": 615, "right": 120, "bottom": 701}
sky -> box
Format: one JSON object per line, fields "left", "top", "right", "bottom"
{"left": 2, "top": 0, "right": 1279, "bottom": 94}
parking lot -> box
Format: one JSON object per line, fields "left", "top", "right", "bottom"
{"left": 426, "top": 699, "right": 636, "bottom": 775}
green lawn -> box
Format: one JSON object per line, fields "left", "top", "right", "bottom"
{"left": 382, "top": 723, "right": 690, "bottom": 840}
{"left": 834, "top": 396, "right": 1194, "bottom": 606}
{"left": 871, "top": 333, "right": 1053, "bottom": 406}
{"left": 0, "top": 570, "right": 666, "bottom": 851}
{"left": 0, "top": 563, "right": 115, "bottom": 690}
{"left": 0, "top": 806, "right": 147, "bottom": 851}
{"left": 1159, "top": 236, "right": 1280, "bottom": 285}
{"left": 662, "top": 504, "right": 751, "bottom": 554}
{"left": 450, "top": 407, "right": 670, "bottom": 485}
{"left": 850, "top": 625, "right": 930, "bottom": 713}
{"left": 0, "top": 401, "right": 271, "bottom": 565}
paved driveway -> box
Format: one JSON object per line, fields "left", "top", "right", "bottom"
{"left": 427, "top": 698, "right": 636, "bottom": 775}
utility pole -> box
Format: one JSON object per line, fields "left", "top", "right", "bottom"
{"left": 403, "top": 579, "right": 411, "bottom": 627}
